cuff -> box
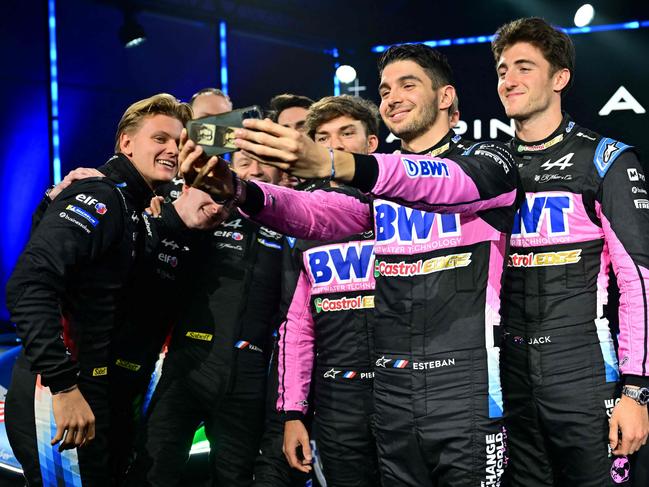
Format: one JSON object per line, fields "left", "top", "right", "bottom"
{"left": 349, "top": 154, "right": 379, "bottom": 193}
{"left": 238, "top": 181, "right": 265, "bottom": 215}
{"left": 622, "top": 374, "right": 649, "bottom": 388}
{"left": 41, "top": 369, "right": 79, "bottom": 394}
{"left": 280, "top": 410, "right": 305, "bottom": 422}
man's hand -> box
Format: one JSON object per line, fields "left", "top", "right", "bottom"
{"left": 174, "top": 186, "right": 230, "bottom": 230}
{"left": 283, "top": 419, "right": 312, "bottom": 473}
{"left": 178, "top": 129, "right": 236, "bottom": 201}
{"left": 146, "top": 196, "right": 164, "bottom": 217}
{"left": 234, "top": 118, "right": 355, "bottom": 181}
{"left": 51, "top": 386, "right": 96, "bottom": 452}
{"left": 48, "top": 168, "right": 104, "bottom": 200}
{"left": 609, "top": 393, "right": 649, "bottom": 455}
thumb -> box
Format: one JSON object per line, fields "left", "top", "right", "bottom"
{"left": 301, "top": 436, "right": 313, "bottom": 463}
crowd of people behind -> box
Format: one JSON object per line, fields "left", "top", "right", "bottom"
{"left": 4, "top": 16, "right": 649, "bottom": 487}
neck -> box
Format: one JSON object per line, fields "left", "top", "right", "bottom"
{"left": 515, "top": 106, "right": 563, "bottom": 142}
{"left": 401, "top": 120, "right": 450, "bottom": 153}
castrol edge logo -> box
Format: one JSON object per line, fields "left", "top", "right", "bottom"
{"left": 508, "top": 249, "right": 582, "bottom": 267}
{"left": 314, "top": 295, "right": 375, "bottom": 313}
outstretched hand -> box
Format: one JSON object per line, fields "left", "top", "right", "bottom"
{"left": 178, "top": 129, "right": 236, "bottom": 201}
{"left": 233, "top": 118, "right": 334, "bottom": 180}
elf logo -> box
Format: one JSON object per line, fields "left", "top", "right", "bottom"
{"left": 75, "top": 194, "right": 102, "bottom": 207}
{"left": 512, "top": 193, "right": 573, "bottom": 237}
{"left": 306, "top": 241, "right": 374, "bottom": 285}
{"left": 375, "top": 200, "right": 460, "bottom": 243}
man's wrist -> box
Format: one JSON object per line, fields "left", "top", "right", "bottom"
{"left": 621, "top": 385, "right": 649, "bottom": 406}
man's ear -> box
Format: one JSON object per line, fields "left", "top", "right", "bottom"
{"left": 553, "top": 68, "right": 571, "bottom": 93}
{"left": 119, "top": 131, "right": 134, "bottom": 157}
{"left": 367, "top": 135, "right": 379, "bottom": 153}
{"left": 438, "top": 85, "right": 456, "bottom": 111}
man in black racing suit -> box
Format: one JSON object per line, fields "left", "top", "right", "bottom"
{"left": 492, "top": 17, "right": 649, "bottom": 486}
{"left": 3, "top": 94, "right": 221, "bottom": 486}
{"left": 128, "top": 151, "right": 285, "bottom": 486}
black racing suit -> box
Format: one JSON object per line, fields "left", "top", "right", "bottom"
{"left": 240, "top": 132, "right": 521, "bottom": 486}
{"left": 129, "top": 179, "right": 284, "bottom": 487}
{"left": 5, "top": 154, "right": 184, "bottom": 486}
{"left": 501, "top": 115, "right": 649, "bottom": 486}
{"left": 277, "top": 186, "right": 379, "bottom": 486}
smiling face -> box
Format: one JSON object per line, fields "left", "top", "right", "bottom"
{"left": 119, "top": 114, "right": 183, "bottom": 188}
{"left": 496, "top": 41, "right": 568, "bottom": 122}
{"left": 378, "top": 60, "right": 440, "bottom": 143}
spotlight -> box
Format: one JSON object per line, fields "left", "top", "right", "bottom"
{"left": 574, "top": 4, "right": 595, "bottom": 27}
{"left": 119, "top": 13, "right": 146, "bottom": 48}
{"left": 336, "top": 65, "right": 357, "bottom": 84}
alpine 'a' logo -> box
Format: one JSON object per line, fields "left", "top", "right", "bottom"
{"left": 540, "top": 152, "right": 574, "bottom": 171}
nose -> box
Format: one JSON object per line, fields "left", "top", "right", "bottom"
{"left": 250, "top": 160, "right": 264, "bottom": 176}
{"left": 330, "top": 136, "right": 345, "bottom": 152}
{"left": 502, "top": 70, "right": 518, "bottom": 90}
{"left": 167, "top": 138, "right": 180, "bottom": 155}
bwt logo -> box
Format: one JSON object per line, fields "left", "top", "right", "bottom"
{"left": 512, "top": 193, "right": 573, "bottom": 237}
{"left": 402, "top": 157, "right": 450, "bottom": 178}
{"left": 375, "top": 201, "right": 460, "bottom": 243}
{"left": 307, "top": 242, "right": 374, "bottom": 285}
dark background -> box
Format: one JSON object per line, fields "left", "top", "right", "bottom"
{"left": 1, "top": 0, "right": 648, "bottom": 325}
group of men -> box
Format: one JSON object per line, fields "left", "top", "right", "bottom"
{"left": 5, "top": 15, "right": 649, "bottom": 487}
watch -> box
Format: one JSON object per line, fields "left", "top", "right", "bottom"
{"left": 621, "top": 386, "right": 649, "bottom": 406}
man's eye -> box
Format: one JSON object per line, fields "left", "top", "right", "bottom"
{"left": 403, "top": 84, "right": 415, "bottom": 90}
{"left": 316, "top": 136, "right": 328, "bottom": 143}
{"left": 380, "top": 91, "right": 389, "bottom": 99}
{"left": 342, "top": 131, "right": 354, "bottom": 138}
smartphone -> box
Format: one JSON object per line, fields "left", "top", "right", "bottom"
{"left": 186, "top": 105, "right": 263, "bottom": 156}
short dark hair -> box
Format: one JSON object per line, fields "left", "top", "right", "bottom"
{"left": 190, "top": 87, "right": 231, "bottom": 107}
{"left": 377, "top": 44, "right": 454, "bottom": 89}
{"left": 491, "top": 17, "right": 575, "bottom": 93}
{"left": 268, "top": 94, "right": 314, "bottom": 122}
{"left": 305, "top": 95, "right": 380, "bottom": 139}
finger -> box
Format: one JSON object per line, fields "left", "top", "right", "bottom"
{"left": 192, "top": 156, "right": 220, "bottom": 190}
{"left": 74, "top": 422, "right": 87, "bottom": 448}
{"left": 235, "top": 126, "right": 300, "bottom": 154}
{"left": 87, "top": 418, "right": 96, "bottom": 443}
{"left": 59, "top": 426, "right": 77, "bottom": 451}
{"left": 609, "top": 421, "right": 619, "bottom": 450}
{"left": 301, "top": 437, "right": 313, "bottom": 464}
{"left": 51, "top": 424, "right": 66, "bottom": 446}
{"left": 241, "top": 118, "right": 296, "bottom": 138}
{"left": 233, "top": 140, "right": 292, "bottom": 170}
{"left": 179, "top": 128, "right": 188, "bottom": 152}
{"left": 284, "top": 443, "right": 300, "bottom": 469}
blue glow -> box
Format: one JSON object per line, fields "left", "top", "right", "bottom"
{"left": 219, "top": 21, "right": 228, "bottom": 95}
{"left": 48, "top": 0, "right": 61, "bottom": 183}
{"left": 332, "top": 48, "right": 340, "bottom": 96}
{"left": 371, "top": 20, "right": 649, "bottom": 52}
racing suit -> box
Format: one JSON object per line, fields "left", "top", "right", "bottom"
{"left": 278, "top": 185, "right": 379, "bottom": 486}
{"left": 5, "top": 154, "right": 185, "bottom": 486}
{"left": 129, "top": 178, "right": 284, "bottom": 487}
{"left": 239, "top": 132, "right": 521, "bottom": 486}
{"left": 500, "top": 115, "right": 649, "bottom": 486}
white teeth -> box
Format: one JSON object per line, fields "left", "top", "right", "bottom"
{"left": 156, "top": 159, "right": 175, "bottom": 168}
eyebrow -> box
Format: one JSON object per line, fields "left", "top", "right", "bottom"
{"left": 497, "top": 58, "right": 537, "bottom": 70}
{"left": 378, "top": 74, "right": 423, "bottom": 92}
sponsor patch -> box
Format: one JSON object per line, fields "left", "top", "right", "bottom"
{"left": 314, "top": 295, "right": 374, "bottom": 313}
{"left": 94, "top": 203, "right": 108, "bottom": 215}
{"left": 257, "top": 238, "right": 282, "bottom": 249}
{"left": 634, "top": 199, "right": 649, "bottom": 209}
{"left": 59, "top": 211, "right": 91, "bottom": 233}
{"left": 66, "top": 205, "right": 99, "bottom": 227}
{"left": 483, "top": 431, "right": 506, "bottom": 486}
{"left": 508, "top": 249, "right": 581, "bottom": 267}
{"left": 401, "top": 157, "right": 450, "bottom": 178}
{"left": 115, "top": 359, "right": 141, "bottom": 371}
{"left": 374, "top": 253, "right": 471, "bottom": 277}
{"left": 92, "top": 367, "right": 108, "bottom": 377}
{"left": 186, "top": 331, "right": 213, "bottom": 341}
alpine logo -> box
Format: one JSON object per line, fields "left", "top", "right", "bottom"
{"left": 306, "top": 241, "right": 374, "bottom": 286}
{"left": 540, "top": 152, "right": 574, "bottom": 171}
{"left": 512, "top": 193, "right": 573, "bottom": 237}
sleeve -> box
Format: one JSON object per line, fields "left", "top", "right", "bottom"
{"left": 597, "top": 150, "right": 649, "bottom": 387}
{"left": 276, "top": 268, "right": 315, "bottom": 419}
{"left": 350, "top": 142, "right": 520, "bottom": 214}
{"left": 5, "top": 180, "right": 123, "bottom": 392}
{"left": 239, "top": 181, "right": 372, "bottom": 241}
